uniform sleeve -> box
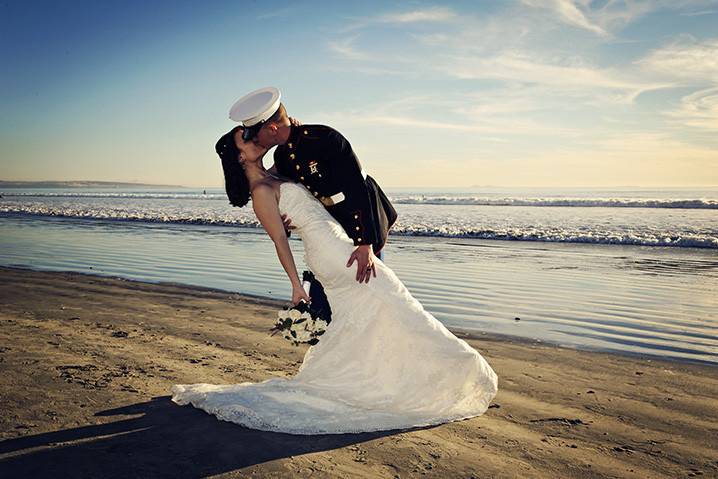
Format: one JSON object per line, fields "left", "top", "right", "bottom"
{"left": 326, "top": 130, "right": 379, "bottom": 248}
{"left": 272, "top": 150, "right": 290, "bottom": 178}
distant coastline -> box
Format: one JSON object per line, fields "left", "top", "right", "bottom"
{"left": 0, "top": 180, "right": 188, "bottom": 189}
{"left": 1, "top": 180, "right": 715, "bottom": 190}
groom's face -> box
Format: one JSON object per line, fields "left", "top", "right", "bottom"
{"left": 254, "top": 123, "right": 277, "bottom": 149}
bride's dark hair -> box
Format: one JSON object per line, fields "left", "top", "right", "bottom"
{"left": 215, "top": 126, "right": 251, "bottom": 208}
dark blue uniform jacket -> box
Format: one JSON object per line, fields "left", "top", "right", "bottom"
{"left": 274, "top": 124, "right": 397, "bottom": 253}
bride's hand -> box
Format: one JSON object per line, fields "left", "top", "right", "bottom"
{"left": 292, "top": 284, "right": 311, "bottom": 306}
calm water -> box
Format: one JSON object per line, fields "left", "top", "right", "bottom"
{"left": 1, "top": 184, "right": 716, "bottom": 365}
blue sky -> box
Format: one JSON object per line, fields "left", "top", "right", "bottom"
{"left": 1, "top": 0, "right": 717, "bottom": 188}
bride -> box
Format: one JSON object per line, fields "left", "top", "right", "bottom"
{"left": 170, "top": 126, "right": 498, "bottom": 435}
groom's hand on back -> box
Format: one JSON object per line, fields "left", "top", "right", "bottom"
{"left": 281, "top": 214, "right": 295, "bottom": 237}
{"left": 347, "top": 244, "right": 377, "bottom": 283}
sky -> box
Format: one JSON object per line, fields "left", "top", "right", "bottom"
{"left": 1, "top": 0, "right": 717, "bottom": 188}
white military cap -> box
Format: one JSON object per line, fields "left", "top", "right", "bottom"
{"left": 228, "top": 87, "right": 282, "bottom": 141}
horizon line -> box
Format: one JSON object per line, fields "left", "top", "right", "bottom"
{"left": 1, "top": 179, "right": 717, "bottom": 190}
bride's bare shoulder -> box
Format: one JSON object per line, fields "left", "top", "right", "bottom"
{"left": 250, "top": 180, "right": 280, "bottom": 206}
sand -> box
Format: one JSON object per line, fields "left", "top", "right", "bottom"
{"left": 0, "top": 265, "right": 716, "bottom": 478}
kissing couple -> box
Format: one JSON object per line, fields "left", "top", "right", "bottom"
{"left": 171, "top": 87, "right": 498, "bottom": 435}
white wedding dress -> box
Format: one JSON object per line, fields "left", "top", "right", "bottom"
{"left": 171, "top": 181, "right": 498, "bottom": 435}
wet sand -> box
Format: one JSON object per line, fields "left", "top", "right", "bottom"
{"left": 0, "top": 266, "right": 716, "bottom": 478}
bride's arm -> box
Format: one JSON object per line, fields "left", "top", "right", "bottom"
{"left": 251, "top": 184, "right": 310, "bottom": 305}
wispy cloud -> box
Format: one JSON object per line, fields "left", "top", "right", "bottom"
{"left": 635, "top": 35, "right": 718, "bottom": 131}
{"left": 328, "top": 37, "right": 669, "bottom": 104}
{"left": 256, "top": 6, "right": 297, "bottom": 20}
{"left": 665, "top": 87, "right": 718, "bottom": 130}
{"left": 330, "top": 5, "right": 673, "bottom": 104}
{"left": 680, "top": 8, "right": 718, "bottom": 16}
{"left": 379, "top": 6, "right": 456, "bottom": 24}
{"left": 636, "top": 36, "right": 718, "bottom": 83}
{"left": 327, "top": 36, "right": 370, "bottom": 61}
{"left": 343, "top": 113, "right": 576, "bottom": 137}
{"left": 339, "top": 6, "right": 457, "bottom": 32}
{"left": 519, "top": 0, "right": 718, "bottom": 37}
{"left": 321, "top": 1, "right": 718, "bottom": 177}
{"left": 317, "top": 90, "right": 585, "bottom": 138}
{"left": 441, "top": 51, "right": 670, "bottom": 103}
{"left": 521, "top": 0, "right": 608, "bottom": 36}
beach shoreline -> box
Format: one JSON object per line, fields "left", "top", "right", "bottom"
{"left": 3, "top": 213, "right": 716, "bottom": 365}
{"left": 1, "top": 266, "right": 716, "bottom": 478}
{"left": 3, "top": 263, "right": 715, "bottom": 368}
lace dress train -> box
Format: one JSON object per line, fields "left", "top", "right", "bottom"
{"left": 171, "top": 182, "right": 498, "bottom": 435}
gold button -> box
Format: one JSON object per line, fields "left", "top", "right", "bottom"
{"left": 357, "top": 238, "right": 362, "bottom": 242}
{"left": 313, "top": 191, "right": 319, "bottom": 196}
{"left": 299, "top": 176, "right": 304, "bottom": 180}
{"left": 288, "top": 142, "right": 293, "bottom": 149}
{"left": 318, "top": 173, "right": 322, "bottom": 178}
{"left": 355, "top": 226, "right": 360, "bottom": 231}
{"left": 289, "top": 153, "right": 295, "bottom": 160}
{"left": 303, "top": 130, "right": 308, "bottom": 135}
{"left": 295, "top": 165, "right": 300, "bottom": 170}
{"left": 354, "top": 214, "right": 359, "bottom": 219}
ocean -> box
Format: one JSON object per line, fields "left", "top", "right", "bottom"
{"left": 1, "top": 185, "right": 716, "bottom": 365}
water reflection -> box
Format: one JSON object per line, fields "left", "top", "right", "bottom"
{"left": 1, "top": 213, "right": 717, "bottom": 365}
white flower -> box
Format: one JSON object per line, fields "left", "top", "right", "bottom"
{"left": 294, "top": 328, "right": 312, "bottom": 342}
{"left": 313, "top": 318, "right": 327, "bottom": 333}
{"left": 288, "top": 309, "right": 301, "bottom": 320}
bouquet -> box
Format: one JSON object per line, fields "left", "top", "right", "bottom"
{"left": 270, "top": 300, "right": 330, "bottom": 346}
{"left": 269, "top": 271, "right": 332, "bottom": 346}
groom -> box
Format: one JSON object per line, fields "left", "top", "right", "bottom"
{"left": 229, "top": 87, "right": 397, "bottom": 284}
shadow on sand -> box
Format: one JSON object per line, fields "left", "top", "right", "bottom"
{"left": 0, "top": 396, "right": 433, "bottom": 478}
